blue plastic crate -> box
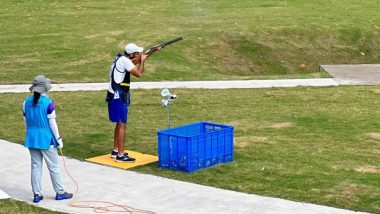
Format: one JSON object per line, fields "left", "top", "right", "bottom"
{"left": 157, "top": 122, "right": 234, "bottom": 173}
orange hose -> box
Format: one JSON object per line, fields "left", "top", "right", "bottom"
{"left": 59, "top": 148, "right": 156, "bottom": 214}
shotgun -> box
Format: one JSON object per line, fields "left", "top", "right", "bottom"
{"left": 132, "top": 37, "right": 182, "bottom": 65}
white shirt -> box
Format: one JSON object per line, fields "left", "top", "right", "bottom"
{"left": 108, "top": 55, "right": 135, "bottom": 94}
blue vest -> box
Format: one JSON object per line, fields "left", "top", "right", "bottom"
{"left": 24, "top": 96, "right": 57, "bottom": 149}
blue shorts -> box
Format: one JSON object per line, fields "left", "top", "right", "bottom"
{"left": 108, "top": 98, "right": 129, "bottom": 123}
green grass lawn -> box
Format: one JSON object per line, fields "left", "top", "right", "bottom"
{"left": 1, "top": 0, "right": 379, "bottom": 84}
{"left": 0, "top": 199, "right": 65, "bottom": 214}
{"left": 1, "top": 86, "right": 379, "bottom": 213}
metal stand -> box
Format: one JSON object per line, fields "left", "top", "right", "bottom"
{"left": 166, "top": 104, "right": 170, "bottom": 128}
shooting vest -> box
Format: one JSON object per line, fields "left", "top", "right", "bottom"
{"left": 24, "top": 96, "right": 57, "bottom": 149}
{"left": 111, "top": 53, "right": 130, "bottom": 94}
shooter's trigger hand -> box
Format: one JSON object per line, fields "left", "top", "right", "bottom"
{"left": 141, "top": 53, "right": 148, "bottom": 61}
{"left": 57, "top": 138, "right": 63, "bottom": 149}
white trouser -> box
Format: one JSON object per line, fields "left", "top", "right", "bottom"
{"left": 29, "top": 147, "right": 65, "bottom": 195}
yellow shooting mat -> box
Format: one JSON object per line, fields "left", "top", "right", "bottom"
{"left": 85, "top": 150, "right": 158, "bottom": 169}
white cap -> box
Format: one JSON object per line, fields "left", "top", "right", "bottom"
{"left": 125, "top": 43, "right": 143, "bottom": 54}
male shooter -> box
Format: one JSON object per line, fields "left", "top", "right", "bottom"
{"left": 106, "top": 38, "right": 181, "bottom": 162}
{"left": 106, "top": 43, "right": 147, "bottom": 162}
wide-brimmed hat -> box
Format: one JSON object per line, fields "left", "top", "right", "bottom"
{"left": 29, "top": 75, "right": 52, "bottom": 94}
{"left": 125, "top": 43, "right": 143, "bottom": 54}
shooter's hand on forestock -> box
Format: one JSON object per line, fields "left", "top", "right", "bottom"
{"left": 57, "top": 138, "right": 64, "bottom": 149}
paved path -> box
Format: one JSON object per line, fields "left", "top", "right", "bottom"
{"left": 4, "top": 64, "right": 380, "bottom": 93}
{"left": 0, "top": 189, "right": 9, "bottom": 200}
{"left": 0, "top": 78, "right": 339, "bottom": 93}
{"left": 0, "top": 140, "right": 369, "bottom": 214}
{"left": 320, "top": 64, "right": 380, "bottom": 85}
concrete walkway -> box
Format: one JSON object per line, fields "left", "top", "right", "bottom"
{"left": 0, "top": 189, "right": 9, "bottom": 200}
{"left": 0, "top": 140, "right": 368, "bottom": 214}
{"left": 320, "top": 64, "right": 380, "bottom": 85}
{"left": 0, "top": 78, "right": 340, "bottom": 93}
